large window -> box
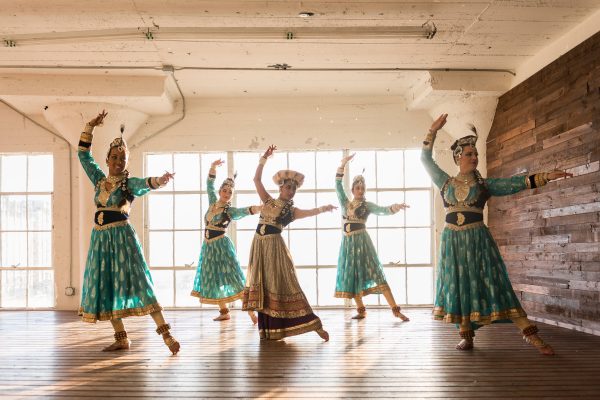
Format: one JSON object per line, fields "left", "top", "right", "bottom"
{"left": 145, "top": 149, "right": 433, "bottom": 308}
{"left": 0, "top": 154, "right": 54, "bottom": 308}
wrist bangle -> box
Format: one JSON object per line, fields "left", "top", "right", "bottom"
{"left": 258, "top": 156, "right": 267, "bottom": 166}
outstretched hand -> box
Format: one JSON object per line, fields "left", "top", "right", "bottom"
{"left": 160, "top": 171, "right": 176, "bottom": 185}
{"left": 430, "top": 114, "right": 447, "bottom": 133}
{"left": 88, "top": 110, "right": 108, "bottom": 127}
{"left": 391, "top": 203, "right": 409, "bottom": 213}
{"left": 319, "top": 204, "right": 337, "bottom": 213}
{"left": 547, "top": 170, "right": 573, "bottom": 181}
{"left": 263, "top": 145, "right": 277, "bottom": 159}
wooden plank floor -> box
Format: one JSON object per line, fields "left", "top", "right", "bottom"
{"left": 1, "top": 309, "right": 600, "bottom": 399}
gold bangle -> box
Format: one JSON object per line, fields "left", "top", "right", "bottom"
{"left": 258, "top": 156, "right": 267, "bottom": 166}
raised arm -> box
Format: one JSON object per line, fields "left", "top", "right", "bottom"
{"left": 77, "top": 111, "right": 108, "bottom": 186}
{"left": 420, "top": 114, "right": 450, "bottom": 189}
{"left": 335, "top": 154, "right": 353, "bottom": 206}
{"left": 293, "top": 204, "right": 337, "bottom": 220}
{"left": 254, "top": 145, "right": 276, "bottom": 203}
{"left": 207, "top": 159, "right": 224, "bottom": 205}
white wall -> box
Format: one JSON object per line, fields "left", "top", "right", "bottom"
{"left": 0, "top": 102, "right": 77, "bottom": 310}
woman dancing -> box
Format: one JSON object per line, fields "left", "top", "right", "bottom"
{"left": 422, "top": 113, "right": 571, "bottom": 354}
{"left": 335, "top": 154, "right": 410, "bottom": 321}
{"left": 242, "top": 145, "right": 335, "bottom": 341}
{"left": 191, "top": 159, "right": 261, "bottom": 323}
{"left": 78, "top": 111, "right": 180, "bottom": 355}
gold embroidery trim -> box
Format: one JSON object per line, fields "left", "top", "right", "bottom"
{"left": 446, "top": 205, "right": 483, "bottom": 213}
{"left": 432, "top": 306, "right": 527, "bottom": 324}
{"left": 79, "top": 302, "right": 163, "bottom": 323}
{"left": 190, "top": 290, "right": 243, "bottom": 304}
{"left": 456, "top": 212, "right": 465, "bottom": 226}
{"left": 444, "top": 221, "right": 485, "bottom": 231}
{"left": 259, "top": 318, "right": 323, "bottom": 340}
{"left": 343, "top": 228, "right": 367, "bottom": 237}
{"left": 203, "top": 233, "right": 227, "bottom": 243}
{"left": 94, "top": 220, "right": 129, "bottom": 231}
{"left": 335, "top": 283, "right": 391, "bottom": 299}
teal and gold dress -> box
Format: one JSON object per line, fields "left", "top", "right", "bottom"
{"left": 334, "top": 173, "right": 396, "bottom": 298}
{"left": 78, "top": 148, "right": 165, "bottom": 323}
{"left": 421, "top": 143, "right": 539, "bottom": 328}
{"left": 191, "top": 174, "right": 255, "bottom": 304}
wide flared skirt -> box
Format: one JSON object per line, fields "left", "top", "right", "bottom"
{"left": 335, "top": 230, "right": 390, "bottom": 298}
{"left": 433, "top": 225, "right": 527, "bottom": 327}
{"left": 242, "top": 233, "right": 322, "bottom": 339}
{"left": 190, "top": 235, "right": 245, "bottom": 304}
{"left": 79, "top": 224, "right": 162, "bottom": 323}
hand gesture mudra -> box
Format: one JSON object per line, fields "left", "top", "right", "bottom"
{"left": 390, "top": 203, "right": 409, "bottom": 213}
{"left": 430, "top": 113, "right": 448, "bottom": 133}
{"left": 547, "top": 170, "right": 573, "bottom": 181}
{"left": 211, "top": 159, "right": 225, "bottom": 168}
{"left": 263, "top": 145, "right": 277, "bottom": 159}
{"left": 319, "top": 204, "right": 338, "bottom": 213}
{"left": 88, "top": 110, "right": 108, "bottom": 127}
{"left": 340, "top": 153, "right": 356, "bottom": 166}
{"left": 160, "top": 171, "right": 176, "bottom": 185}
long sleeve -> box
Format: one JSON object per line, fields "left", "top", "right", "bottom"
{"left": 78, "top": 151, "right": 105, "bottom": 187}
{"left": 229, "top": 206, "right": 251, "bottom": 220}
{"left": 77, "top": 124, "right": 105, "bottom": 187}
{"left": 366, "top": 202, "right": 394, "bottom": 216}
{"left": 486, "top": 175, "right": 529, "bottom": 196}
{"left": 420, "top": 148, "right": 449, "bottom": 190}
{"left": 335, "top": 174, "right": 349, "bottom": 208}
{"left": 207, "top": 174, "right": 217, "bottom": 205}
{"left": 126, "top": 177, "right": 152, "bottom": 197}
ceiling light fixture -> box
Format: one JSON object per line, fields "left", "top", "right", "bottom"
{"left": 1, "top": 21, "right": 437, "bottom": 46}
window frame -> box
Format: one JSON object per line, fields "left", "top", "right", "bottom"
{"left": 144, "top": 149, "right": 434, "bottom": 308}
{"left": 0, "top": 153, "right": 54, "bottom": 309}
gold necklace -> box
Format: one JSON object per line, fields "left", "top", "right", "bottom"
{"left": 453, "top": 173, "right": 475, "bottom": 203}
{"left": 107, "top": 174, "right": 124, "bottom": 182}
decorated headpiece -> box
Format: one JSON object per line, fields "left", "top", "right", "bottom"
{"left": 450, "top": 124, "right": 478, "bottom": 164}
{"left": 220, "top": 173, "right": 237, "bottom": 190}
{"left": 108, "top": 124, "right": 129, "bottom": 155}
{"left": 273, "top": 170, "right": 304, "bottom": 189}
{"left": 352, "top": 168, "right": 366, "bottom": 189}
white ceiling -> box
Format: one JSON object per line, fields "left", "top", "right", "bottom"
{"left": 0, "top": 0, "right": 599, "bottom": 144}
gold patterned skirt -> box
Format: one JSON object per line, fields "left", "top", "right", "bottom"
{"left": 242, "top": 232, "right": 322, "bottom": 339}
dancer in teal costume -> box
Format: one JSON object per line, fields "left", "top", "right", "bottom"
{"left": 78, "top": 111, "right": 180, "bottom": 355}
{"left": 422, "top": 113, "right": 570, "bottom": 355}
{"left": 334, "top": 154, "right": 410, "bottom": 321}
{"left": 191, "top": 159, "right": 261, "bottom": 323}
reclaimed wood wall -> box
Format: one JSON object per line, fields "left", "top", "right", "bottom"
{"left": 486, "top": 31, "right": 600, "bottom": 334}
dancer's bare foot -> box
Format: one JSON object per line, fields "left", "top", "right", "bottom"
{"left": 316, "top": 328, "right": 330, "bottom": 342}
{"left": 156, "top": 324, "right": 180, "bottom": 355}
{"left": 522, "top": 325, "right": 555, "bottom": 356}
{"left": 213, "top": 308, "right": 230, "bottom": 321}
{"left": 248, "top": 311, "right": 258, "bottom": 325}
{"left": 455, "top": 339, "right": 474, "bottom": 351}
{"left": 391, "top": 306, "right": 410, "bottom": 322}
{"left": 102, "top": 339, "right": 130, "bottom": 351}
{"left": 525, "top": 333, "right": 555, "bottom": 355}
{"left": 351, "top": 306, "right": 366, "bottom": 320}
{"left": 162, "top": 334, "right": 180, "bottom": 355}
